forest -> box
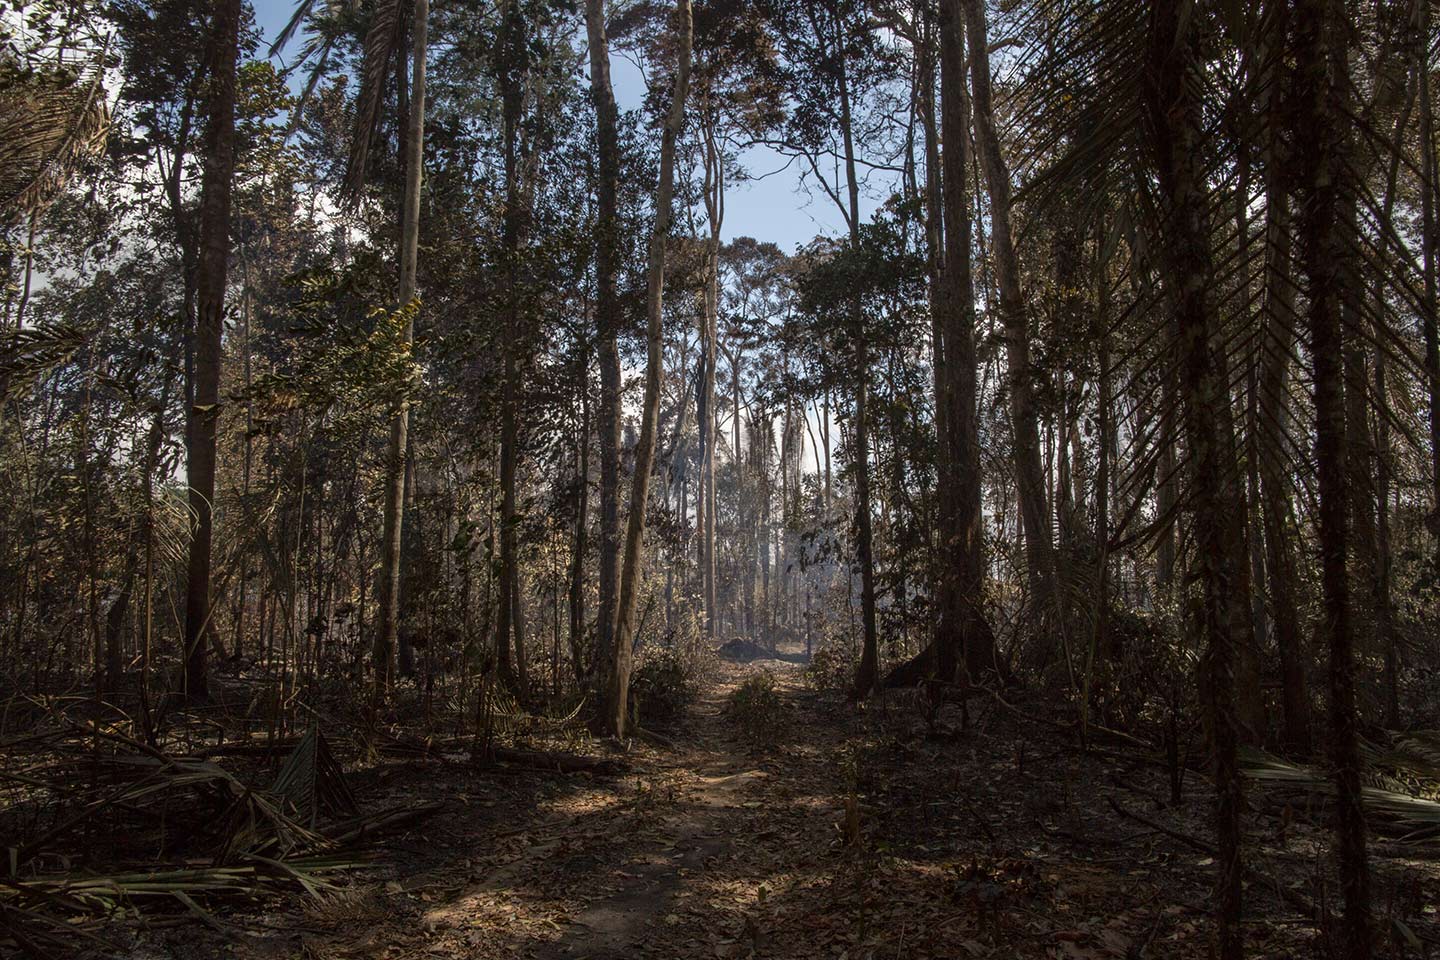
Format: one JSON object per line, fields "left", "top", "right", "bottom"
{"left": 3, "top": 0, "right": 1440, "bottom": 956}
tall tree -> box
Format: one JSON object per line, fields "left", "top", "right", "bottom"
{"left": 601, "top": 0, "right": 693, "bottom": 737}
{"left": 959, "top": 0, "right": 1056, "bottom": 633}
{"left": 182, "top": 0, "right": 243, "bottom": 701}
{"left": 495, "top": 0, "right": 531, "bottom": 701}
{"left": 1141, "top": 0, "right": 1252, "bottom": 954}
{"left": 360, "top": 0, "right": 429, "bottom": 698}
{"left": 1293, "top": 0, "right": 1373, "bottom": 952}
{"left": 935, "top": 0, "right": 996, "bottom": 684}
{"left": 585, "top": 0, "right": 623, "bottom": 685}
{"left": 1256, "top": 0, "right": 1311, "bottom": 755}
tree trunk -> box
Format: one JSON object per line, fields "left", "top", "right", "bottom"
{"left": 569, "top": 373, "right": 590, "bottom": 685}
{"left": 838, "top": 28, "right": 880, "bottom": 699}
{"left": 1420, "top": 0, "right": 1440, "bottom": 566}
{"left": 496, "top": 0, "right": 529, "bottom": 701}
{"left": 1293, "top": 0, "right": 1373, "bottom": 955}
{"left": 885, "top": 0, "right": 999, "bottom": 692}
{"left": 586, "top": 0, "right": 623, "bottom": 684}
{"left": 1374, "top": 70, "right": 1414, "bottom": 730}
{"left": 699, "top": 119, "right": 722, "bottom": 641}
{"left": 1259, "top": 138, "right": 1311, "bottom": 757}
{"left": 960, "top": 0, "right": 1056, "bottom": 629}
{"left": 182, "top": 0, "right": 242, "bottom": 702}
{"left": 602, "top": 0, "right": 691, "bottom": 737}
{"left": 1142, "top": 1, "right": 1250, "bottom": 955}
{"left": 374, "top": 0, "right": 428, "bottom": 700}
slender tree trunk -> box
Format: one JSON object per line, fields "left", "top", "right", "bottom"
{"left": 700, "top": 118, "right": 722, "bottom": 640}
{"left": 1260, "top": 160, "right": 1311, "bottom": 756}
{"left": 603, "top": 0, "right": 691, "bottom": 736}
{"left": 730, "top": 346, "right": 744, "bottom": 633}
{"left": 1377, "top": 337, "right": 1398, "bottom": 727}
{"left": 837, "top": 30, "right": 880, "bottom": 698}
{"left": 374, "top": 0, "right": 428, "bottom": 700}
{"left": 884, "top": 0, "right": 998, "bottom": 692}
{"left": 586, "top": 0, "right": 623, "bottom": 683}
{"left": 107, "top": 383, "right": 172, "bottom": 689}
{"left": 696, "top": 305, "right": 712, "bottom": 633}
{"left": 1419, "top": 0, "right": 1440, "bottom": 565}
{"left": 919, "top": 18, "right": 947, "bottom": 462}
{"left": 496, "top": 0, "right": 529, "bottom": 700}
{"left": 1142, "top": 1, "right": 1250, "bottom": 955}
{"left": 1236, "top": 154, "right": 1270, "bottom": 738}
{"left": 961, "top": 0, "right": 1055, "bottom": 627}
{"left": 182, "top": 0, "right": 242, "bottom": 702}
{"left": 233, "top": 257, "right": 254, "bottom": 663}
{"left": 570, "top": 372, "right": 590, "bottom": 685}
{"left": 1374, "top": 72, "right": 1414, "bottom": 729}
{"left": 1294, "top": 1, "right": 1373, "bottom": 953}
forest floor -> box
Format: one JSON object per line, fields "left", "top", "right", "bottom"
{"left": 122, "top": 645, "right": 1440, "bottom": 960}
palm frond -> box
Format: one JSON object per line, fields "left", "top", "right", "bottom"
{"left": 0, "top": 49, "right": 112, "bottom": 225}
{"left": 341, "top": 0, "right": 405, "bottom": 204}
{"left": 0, "top": 321, "right": 88, "bottom": 402}
{"left": 1241, "top": 746, "right": 1440, "bottom": 840}
{"left": 270, "top": 724, "right": 359, "bottom": 827}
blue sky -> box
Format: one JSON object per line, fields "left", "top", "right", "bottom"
{"left": 249, "top": 0, "right": 870, "bottom": 253}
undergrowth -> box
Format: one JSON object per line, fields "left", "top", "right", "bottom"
{"left": 727, "top": 672, "right": 788, "bottom": 751}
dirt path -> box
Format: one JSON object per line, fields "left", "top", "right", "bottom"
{"left": 393, "top": 657, "right": 845, "bottom": 960}
{"left": 529, "top": 748, "right": 766, "bottom": 956}
{"left": 138, "top": 648, "right": 1434, "bottom": 960}
{"left": 168, "top": 655, "right": 831, "bottom": 960}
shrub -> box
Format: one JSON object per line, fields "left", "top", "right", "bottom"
{"left": 728, "top": 672, "right": 787, "bottom": 750}
{"left": 630, "top": 648, "right": 698, "bottom": 728}
{"left": 805, "top": 643, "right": 854, "bottom": 695}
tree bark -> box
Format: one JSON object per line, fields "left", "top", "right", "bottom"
{"left": 935, "top": 0, "right": 997, "bottom": 684}
{"left": 586, "top": 0, "right": 623, "bottom": 684}
{"left": 374, "top": 0, "right": 428, "bottom": 700}
{"left": 1141, "top": 1, "right": 1250, "bottom": 955}
{"left": 569, "top": 371, "right": 590, "bottom": 685}
{"left": 699, "top": 116, "right": 722, "bottom": 640}
{"left": 602, "top": 0, "right": 691, "bottom": 737}
{"left": 182, "top": 0, "right": 242, "bottom": 702}
{"left": 960, "top": 0, "right": 1056, "bottom": 629}
{"left": 1420, "top": 0, "right": 1440, "bottom": 564}
{"left": 496, "top": 0, "right": 529, "bottom": 701}
{"left": 838, "top": 21, "right": 880, "bottom": 699}
{"left": 1259, "top": 142, "right": 1311, "bottom": 756}
{"left": 1293, "top": 0, "right": 1373, "bottom": 953}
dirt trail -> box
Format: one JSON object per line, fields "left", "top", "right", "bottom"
{"left": 519, "top": 673, "right": 788, "bottom": 959}
{"left": 140, "top": 646, "right": 1410, "bottom": 960}
{"left": 406, "top": 662, "right": 829, "bottom": 960}
{"left": 222, "top": 654, "right": 827, "bottom": 960}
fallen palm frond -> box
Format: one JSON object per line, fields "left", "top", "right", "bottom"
{"left": 0, "top": 720, "right": 446, "bottom": 958}
{"left": 4, "top": 853, "right": 361, "bottom": 912}
{"left": 1362, "top": 731, "right": 1440, "bottom": 796}
{"left": 481, "top": 688, "right": 588, "bottom": 739}
{"left": 1240, "top": 746, "right": 1440, "bottom": 841}
{"left": 271, "top": 724, "right": 359, "bottom": 826}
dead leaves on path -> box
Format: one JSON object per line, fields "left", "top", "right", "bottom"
{"left": 112, "top": 658, "right": 1437, "bottom": 960}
